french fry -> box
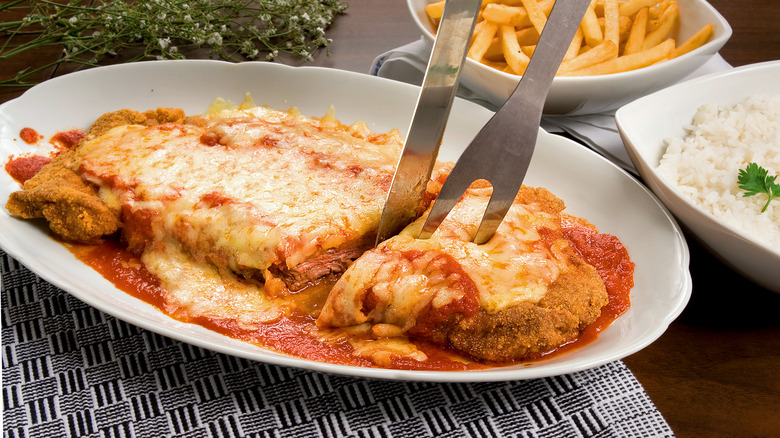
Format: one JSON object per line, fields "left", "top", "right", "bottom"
{"left": 424, "top": 0, "right": 713, "bottom": 77}
{"left": 558, "top": 40, "right": 619, "bottom": 74}
{"left": 520, "top": 0, "right": 548, "bottom": 35}
{"left": 469, "top": 21, "right": 499, "bottom": 61}
{"left": 619, "top": 15, "right": 634, "bottom": 42}
{"left": 472, "top": 19, "right": 487, "bottom": 36}
{"left": 647, "top": 1, "right": 674, "bottom": 28}
{"left": 565, "top": 38, "right": 675, "bottom": 75}
{"left": 564, "top": 28, "right": 584, "bottom": 61}
{"left": 492, "top": 0, "right": 526, "bottom": 5}
{"left": 516, "top": 26, "right": 540, "bottom": 46}
{"left": 482, "top": 0, "right": 554, "bottom": 28}
{"left": 642, "top": 2, "right": 678, "bottom": 50}
{"left": 481, "top": 59, "right": 510, "bottom": 72}
{"left": 623, "top": 7, "right": 649, "bottom": 55}
{"left": 598, "top": 15, "right": 633, "bottom": 44}
{"left": 500, "top": 24, "right": 531, "bottom": 74}
{"left": 602, "top": 0, "right": 620, "bottom": 49}
{"left": 425, "top": 1, "right": 446, "bottom": 21}
{"left": 619, "top": 0, "right": 662, "bottom": 17}
{"left": 593, "top": 1, "right": 605, "bottom": 18}
{"left": 581, "top": 1, "right": 604, "bottom": 47}
{"left": 482, "top": 3, "right": 523, "bottom": 25}
{"left": 483, "top": 37, "right": 505, "bottom": 61}
{"left": 671, "top": 23, "right": 713, "bottom": 58}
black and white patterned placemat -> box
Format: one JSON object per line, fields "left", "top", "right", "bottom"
{"left": 1, "top": 250, "right": 674, "bottom": 437}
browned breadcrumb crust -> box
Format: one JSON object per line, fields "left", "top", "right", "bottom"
{"left": 326, "top": 185, "right": 609, "bottom": 363}
{"left": 439, "top": 186, "right": 608, "bottom": 362}
{"left": 5, "top": 108, "right": 187, "bottom": 243}
{"left": 86, "top": 108, "right": 188, "bottom": 139}
{"left": 5, "top": 150, "right": 121, "bottom": 243}
{"left": 429, "top": 250, "right": 607, "bottom": 362}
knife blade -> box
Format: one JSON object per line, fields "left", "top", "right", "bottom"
{"left": 374, "top": 0, "right": 482, "bottom": 245}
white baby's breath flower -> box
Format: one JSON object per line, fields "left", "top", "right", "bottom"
{"left": 207, "top": 32, "right": 223, "bottom": 47}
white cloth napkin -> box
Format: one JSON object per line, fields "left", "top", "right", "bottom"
{"left": 370, "top": 38, "right": 731, "bottom": 173}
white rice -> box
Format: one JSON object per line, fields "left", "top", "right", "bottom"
{"left": 656, "top": 95, "right": 780, "bottom": 248}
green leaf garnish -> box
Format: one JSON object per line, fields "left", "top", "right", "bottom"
{"left": 737, "top": 162, "right": 780, "bottom": 213}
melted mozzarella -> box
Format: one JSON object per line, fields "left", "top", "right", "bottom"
{"left": 398, "top": 187, "right": 565, "bottom": 313}
{"left": 74, "top": 106, "right": 403, "bottom": 276}
{"left": 142, "top": 238, "right": 285, "bottom": 327}
{"left": 319, "top": 186, "right": 570, "bottom": 333}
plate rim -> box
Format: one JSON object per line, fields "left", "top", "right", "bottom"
{"left": 0, "top": 60, "right": 692, "bottom": 382}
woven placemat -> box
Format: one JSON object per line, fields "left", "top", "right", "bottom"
{"left": 1, "top": 250, "right": 673, "bottom": 437}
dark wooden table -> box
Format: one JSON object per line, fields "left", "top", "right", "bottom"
{"left": 2, "top": 1, "right": 779, "bottom": 437}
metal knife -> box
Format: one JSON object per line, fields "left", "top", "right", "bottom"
{"left": 374, "top": 0, "right": 482, "bottom": 245}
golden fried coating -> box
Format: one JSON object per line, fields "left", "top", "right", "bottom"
{"left": 430, "top": 249, "right": 607, "bottom": 362}
{"left": 5, "top": 151, "right": 120, "bottom": 242}
{"left": 86, "top": 108, "right": 187, "bottom": 138}
{"left": 5, "top": 108, "right": 186, "bottom": 243}
{"left": 318, "top": 183, "right": 610, "bottom": 363}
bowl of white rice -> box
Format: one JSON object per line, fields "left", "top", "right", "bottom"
{"left": 616, "top": 61, "right": 780, "bottom": 293}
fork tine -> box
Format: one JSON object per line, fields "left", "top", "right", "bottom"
{"left": 473, "top": 184, "right": 518, "bottom": 244}
{"left": 417, "top": 171, "right": 472, "bottom": 240}
{"left": 419, "top": 173, "right": 520, "bottom": 243}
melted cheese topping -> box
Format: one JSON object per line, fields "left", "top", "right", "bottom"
{"left": 318, "top": 186, "right": 571, "bottom": 333}
{"left": 427, "top": 186, "right": 565, "bottom": 311}
{"left": 63, "top": 101, "right": 468, "bottom": 366}
{"left": 73, "top": 106, "right": 403, "bottom": 277}
{"left": 141, "top": 238, "right": 286, "bottom": 328}
{"left": 319, "top": 249, "right": 469, "bottom": 329}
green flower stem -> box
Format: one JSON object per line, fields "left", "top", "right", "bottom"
{"left": 1, "top": 0, "right": 348, "bottom": 87}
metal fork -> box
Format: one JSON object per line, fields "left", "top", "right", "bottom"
{"left": 418, "top": 0, "right": 591, "bottom": 244}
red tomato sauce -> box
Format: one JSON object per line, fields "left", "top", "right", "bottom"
{"left": 5, "top": 155, "right": 52, "bottom": 184}
{"left": 533, "top": 221, "right": 634, "bottom": 361}
{"left": 399, "top": 250, "right": 480, "bottom": 337}
{"left": 50, "top": 129, "right": 86, "bottom": 150}
{"left": 68, "top": 241, "right": 482, "bottom": 371}
{"left": 67, "top": 220, "right": 633, "bottom": 370}
{"left": 19, "top": 127, "right": 42, "bottom": 144}
{"left": 6, "top": 127, "right": 85, "bottom": 185}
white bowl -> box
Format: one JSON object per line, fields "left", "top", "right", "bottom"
{"left": 616, "top": 61, "right": 780, "bottom": 293}
{"left": 407, "top": 0, "right": 731, "bottom": 115}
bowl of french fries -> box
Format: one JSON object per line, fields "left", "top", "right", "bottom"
{"left": 408, "top": 0, "right": 731, "bottom": 115}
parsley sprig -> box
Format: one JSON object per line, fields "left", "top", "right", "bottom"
{"left": 737, "top": 162, "right": 779, "bottom": 213}
{"left": 0, "top": 0, "right": 348, "bottom": 87}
